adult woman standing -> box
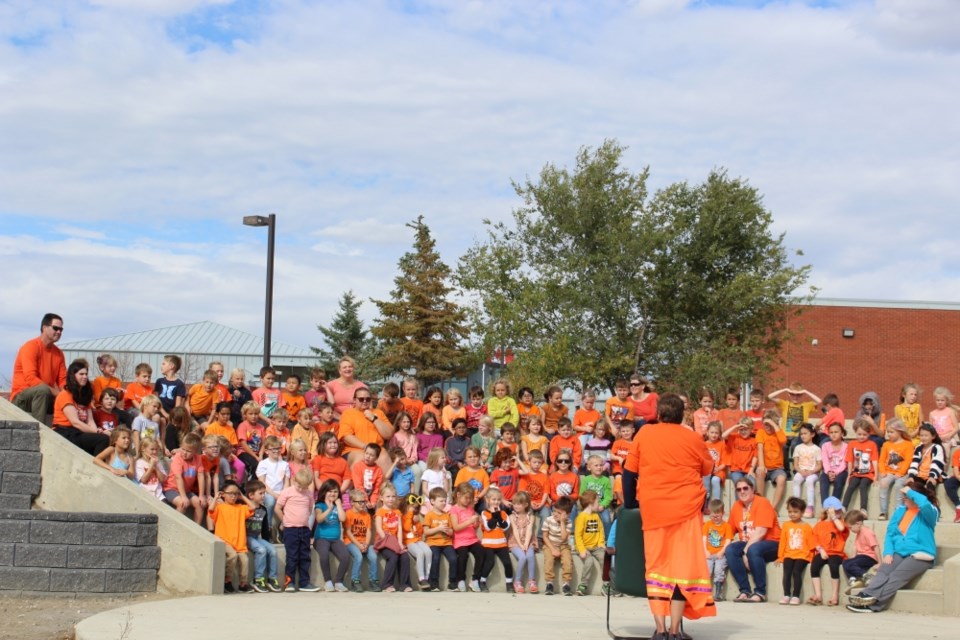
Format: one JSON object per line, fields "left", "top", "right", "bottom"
{"left": 630, "top": 376, "right": 659, "bottom": 429}
{"left": 634, "top": 394, "right": 716, "bottom": 640}
{"left": 52, "top": 359, "right": 110, "bottom": 456}
{"left": 326, "top": 356, "right": 368, "bottom": 418}
{"left": 724, "top": 477, "right": 781, "bottom": 602}
{"left": 847, "top": 480, "right": 939, "bottom": 613}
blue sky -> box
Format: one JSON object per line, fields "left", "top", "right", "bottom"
{"left": 1, "top": 0, "right": 959, "bottom": 383}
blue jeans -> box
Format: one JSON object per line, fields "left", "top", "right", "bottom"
{"left": 703, "top": 475, "right": 722, "bottom": 502}
{"left": 262, "top": 493, "right": 277, "bottom": 532}
{"left": 346, "top": 543, "right": 379, "bottom": 583}
{"left": 724, "top": 539, "right": 778, "bottom": 597}
{"left": 729, "top": 471, "right": 750, "bottom": 486}
{"left": 247, "top": 534, "right": 278, "bottom": 580}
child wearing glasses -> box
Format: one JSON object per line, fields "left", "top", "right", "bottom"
{"left": 208, "top": 480, "right": 255, "bottom": 593}
{"left": 548, "top": 454, "right": 580, "bottom": 522}
{"left": 400, "top": 495, "right": 431, "bottom": 588}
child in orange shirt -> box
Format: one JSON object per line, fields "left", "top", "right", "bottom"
{"left": 400, "top": 378, "right": 424, "bottom": 431}
{"left": 716, "top": 387, "right": 745, "bottom": 430}
{"left": 548, "top": 418, "right": 582, "bottom": 469}
{"left": 124, "top": 363, "right": 154, "bottom": 413}
{"left": 92, "top": 354, "right": 122, "bottom": 409}
{"left": 479, "top": 487, "right": 515, "bottom": 591}
{"left": 722, "top": 418, "right": 758, "bottom": 485}
{"left": 377, "top": 382, "right": 404, "bottom": 426}
{"left": 187, "top": 370, "right": 220, "bottom": 425}
{"left": 776, "top": 497, "right": 815, "bottom": 605}
{"left": 422, "top": 386, "right": 444, "bottom": 423}
{"left": 400, "top": 498, "right": 430, "bottom": 588}
{"left": 352, "top": 443, "right": 384, "bottom": 510}
{"left": 541, "top": 385, "right": 568, "bottom": 437}
{"left": 265, "top": 409, "right": 291, "bottom": 458}
{"left": 548, "top": 454, "right": 580, "bottom": 513}
{"left": 702, "top": 499, "right": 735, "bottom": 601}
{"left": 809, "top": 497, "right": 848, "bottom": 606}
{"left": 290, "top": 409, "right": 319, "bottom": 462}
{"left": 281, "top": 374, "right": 307, "bottom": 425}
{"left": 519, "top": 450, "right": 551, "bottom": 523}
{"left": 842, "top": 419, "right": 879, "bottom": 515}
{"left": 314, "top": 402, "right": 339, "bottom": 436}
{"left": 423, "top": 486, "right": 458, "bottom": 591}
{"left": 608, "top": 421, "right": 635, "bottom": 478}
{"left": 520, "top": 415, "right": 548, "bottom": 463}
{"left": 604, "top": 380, "right": 634, "bottom": 425}
{"left": 344, "top": 489, "right": 379, "bottom": 591}
{"left": 208, "top": 480, "right": 255, "bottom": 593}
{"left": 205, "top": 402, "right": 239, "bottom": 447}
{"left": 693, "top": 388, "right": 719, "bottom": 437}
{"left": 454, "top": 446, "right": 490, "bottom": 507}
{"left": 703, "top": 423, "right": 727, "bottom": 506}
{"left": 516, "top": 386, "right": 542, "bottom": 435}
{"left": 376, "top": 485, "right": 412, "bottom": 592}
{"left": 441, "top": 388, "right": 467, "bottom": 434}
{"left": 498, "top": 423, "right": 520, "bottom": 458}
{"left": 573, "top": 390, "right": 601, "bottom": 446}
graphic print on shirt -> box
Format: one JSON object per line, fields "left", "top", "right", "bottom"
{"left": 788, "top": 526, "right": 805, "bottom": 550}
{"left": 707, "top": 528, "right": 723, "bottom": 550}
{"left": 854, "top": 449, "right": 871, "bottom": 474}
{"left": 363, "top": 468, "right": 375, "bottom": 493}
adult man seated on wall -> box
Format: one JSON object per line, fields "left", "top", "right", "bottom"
{"left": 338, "top": 387, "right": 394, "bottom": 470}
{"left": 10, "top": 313, "right": 67, "bottom": 423}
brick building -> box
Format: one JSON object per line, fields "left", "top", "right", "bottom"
{"left": 767, "top": 298, "right": 960, "bottom": 417}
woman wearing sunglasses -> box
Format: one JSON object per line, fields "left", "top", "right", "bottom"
{"left": 725, "top": 477, "right": 782, "bottom": 603}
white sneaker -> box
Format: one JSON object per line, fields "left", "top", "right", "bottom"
{"left": 324, "top": 581, "right": 335, "bottom": 592}
{"left": 457, "top": 580, "right": 467, "bottom": 592}
{"left": 469, "top": 579, "right": 481, "bottom": 592}
{"left": 334, "top": 583, "right": 349, "bottom": 592}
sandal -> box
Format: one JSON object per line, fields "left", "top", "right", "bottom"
{"left": 747, "top": 593, "right": 767, "bottom": 603}
{"left": 806, "top": 596, "right": 822, "bottom": 606}
{"left": 733, "top": 592, "right": 752, "bottom": 603}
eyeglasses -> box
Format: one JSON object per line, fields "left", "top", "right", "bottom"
{"left": 736, "top": 486, "right": 752, "bottom": 493}
{"left": 266, "top": 447, "right": 280, "bottom": 453}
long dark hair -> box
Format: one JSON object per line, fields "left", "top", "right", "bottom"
{"left": 906, "top": 478, "right": 940, "bottom": 512}
{"left": 917, "top": 423, "right": 943, "bottom": 446}
{"left": 65, "top": 359, "right": 93, "bottom": 407}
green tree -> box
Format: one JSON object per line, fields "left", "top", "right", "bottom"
{"left": 312, "top": 290, "right": 381, "bottom": 379}
{"left": 456, "top": 140, "right": 810, "bottom": 395}
{"left": 371, "top": 216, "right": 471, "bottom": 384}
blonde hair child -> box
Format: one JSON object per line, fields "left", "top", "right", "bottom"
{"left": 521, "top": 414, "right": 549, "bottom": 463}
{"left": 420, "top": 447, "right": 451, "bottom": 503}
{"left": 508, "top": 491, "right": 538, "bottom": 593}
{"left": 135, "top": 436, "right": 167, "bottom": 499}
{"left": 131, "top": 395, "right": 162, "bottom": 455}
{"left": 929, "top": 387, "right": 959, "bottom": 454}
{"left": 442, "top": 388, "right": 466, "bottom": 433}
{"left": 376, "top": 484, "right": 413, "bottom": 592}
{"left": 93, "top": 427, "right": 135, "bottom": 480}
{"left": 895, "top": 383, "right": 922, "bottom": 443}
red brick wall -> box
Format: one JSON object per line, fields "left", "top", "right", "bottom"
{"left": 765, "top": 304, "right": 960, "bottom": 418}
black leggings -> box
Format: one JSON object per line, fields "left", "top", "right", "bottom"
{"left": 379, "top": 548, "right": 411, "bottom": 589}
{"left": 55, "top": 426, "right": 109, "bottom": 456}
{"left": 782, "top": 558, "right": 808, "bottom": 598}
{"left": 480, "top": 547, "right": 514, "bottom": 581}
{"left": 842, "top": 477, "right": 872, "bottom": 511}
{"left": 456, "top": 543, "right": 483, "bottom": 582}
{"left": 811, "top": 554, "right": 842, "bottom": 580}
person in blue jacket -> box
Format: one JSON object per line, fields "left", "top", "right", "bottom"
{"left": 846, "top": 479, "right": 939, "bottom": 613}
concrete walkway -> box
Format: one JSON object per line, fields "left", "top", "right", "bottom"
{"left": 76, "top": 592, "right": 954, "bottom": 640}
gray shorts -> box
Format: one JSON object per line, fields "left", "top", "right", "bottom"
{"left": 765, "top": 469, "right": 787, "bottom": 483}
{"left": 163, "top": 490, "right": 197, "bottom": 504}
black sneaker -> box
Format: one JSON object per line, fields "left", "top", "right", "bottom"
{"left": 846, "top": 604, "right": 877, "bottom": 614}
{"left": 429, "top": 584, "right": 441, "bottom": 592}
{"left": 224, "top": 582, "right": 235, "bottom": 594}
{"left": 544, "top": 583, "right": 555, "bottom": 596}
{"left": 238, "top": 583, "right": 254, "bottom": 593}
{"left": 251, "top": 578, "right": 268, "bottom": 593}
{"left": 562, "top": 583, "right": 573, "bottom": 596}
{"left": 479, "top": 580, "right": 489, "bottom": 593}
{"left": 369, "top": 579, "right": 382, "bottom": 593}
{"left": 506, "top": 582, "right": 515, "bottom": 593}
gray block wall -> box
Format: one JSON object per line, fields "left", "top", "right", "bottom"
{"left": 0, "top": 420, "right": 160, "bottom": 594}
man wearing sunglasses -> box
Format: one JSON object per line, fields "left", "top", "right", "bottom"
{"left": 11, "top": 313, "right": 67, "bottom": 423}
{"left": 339, "top": 388, "right": 395, "bottom": 469}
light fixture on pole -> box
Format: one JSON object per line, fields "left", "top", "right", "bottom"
{"left": 243, "top": 213, "right": 276, "bottom": 366}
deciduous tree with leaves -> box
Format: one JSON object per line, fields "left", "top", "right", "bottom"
{"left": 456, "top": 139, "right": 811, "bottom": 395}
{"left": 371, "top": 216, "right": 471, "bottom": 384}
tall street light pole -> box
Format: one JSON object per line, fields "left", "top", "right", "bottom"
{"left": 242, "top": 213, "right": 276, "bottom": 366}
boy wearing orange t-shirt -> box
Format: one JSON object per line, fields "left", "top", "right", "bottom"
{"left": 519, "top": 450, "right": 551, "bottom": 524}
{"left": 702, "top": 499, "right": 735, "bottom": 601}
{"left": 208, "top": 480, "right": 255, "bottom": 592}
{"left": 723, "top": 419, "right": 758, "bottom": 485}
{"left": 716, "top": 388, "right": 746, "bottom": 430}
{"left": 604, "top": 380, "right": 634, "bottom": 425}
{"left": 265, "top": 409, "right": 292, "bottom": 458}
{"left": 124, "top": 364, "right": 154, "bottom": 412}
{"left": 187, "top": 370, "right": 220, "bottom": 424}
{"left": 548, "top": 418, "right": 582, "bottom": 468}
{"left": 455, "top": 447, "right": 490, "bottom": 506}
{"left": 352, "top": 443, "right": 384, "bottom": 510}
{"left": 344, "top": 489, "right": 379, "bottom": 591}
{"left": 755, "top": 411, "right": 787, "bottom": 511}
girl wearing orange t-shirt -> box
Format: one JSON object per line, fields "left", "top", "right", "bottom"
{"left": 809, "top": 498, "right": 848, "bottom": 606}
{"left": 516, "top": 387, "right": 542, "bottom": 435}
{"left": 541, "top": 385, "right": 568, "bottom": 437}
{"left": 375, "top": 486, "right": 412, "bottom": 592}
{"left": 422, "top": 387, "right": 444, "bottom": 425}
{"left": 703, "top": 423, "right": 727, "bottom": 505}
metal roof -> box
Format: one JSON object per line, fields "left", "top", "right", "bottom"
{"left": 808, "top": 298, "right": 960, "bottom": 311}
{"left": 59, "top": 321, "right": 314, "bottom": 357}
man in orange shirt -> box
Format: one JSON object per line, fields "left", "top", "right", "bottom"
{"left": 11, "top": 313, "right": 67, "bottom": 422}
{"left": 634, "top": 394, "right": 716, "bottom": 637}
{"left": 339, "top": 388, "right": 394, "bottom": 470}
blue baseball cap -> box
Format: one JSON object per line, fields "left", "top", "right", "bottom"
{"left": 822, "top": 497, "right": 843, "bottom": 511}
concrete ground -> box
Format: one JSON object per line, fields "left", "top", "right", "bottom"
{"left": 75, "top": 591, "right": 954, "bottom": 640}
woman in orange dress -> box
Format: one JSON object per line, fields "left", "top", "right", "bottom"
{"left": 633, "top": 394, "right": 717, "bottom": 639}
